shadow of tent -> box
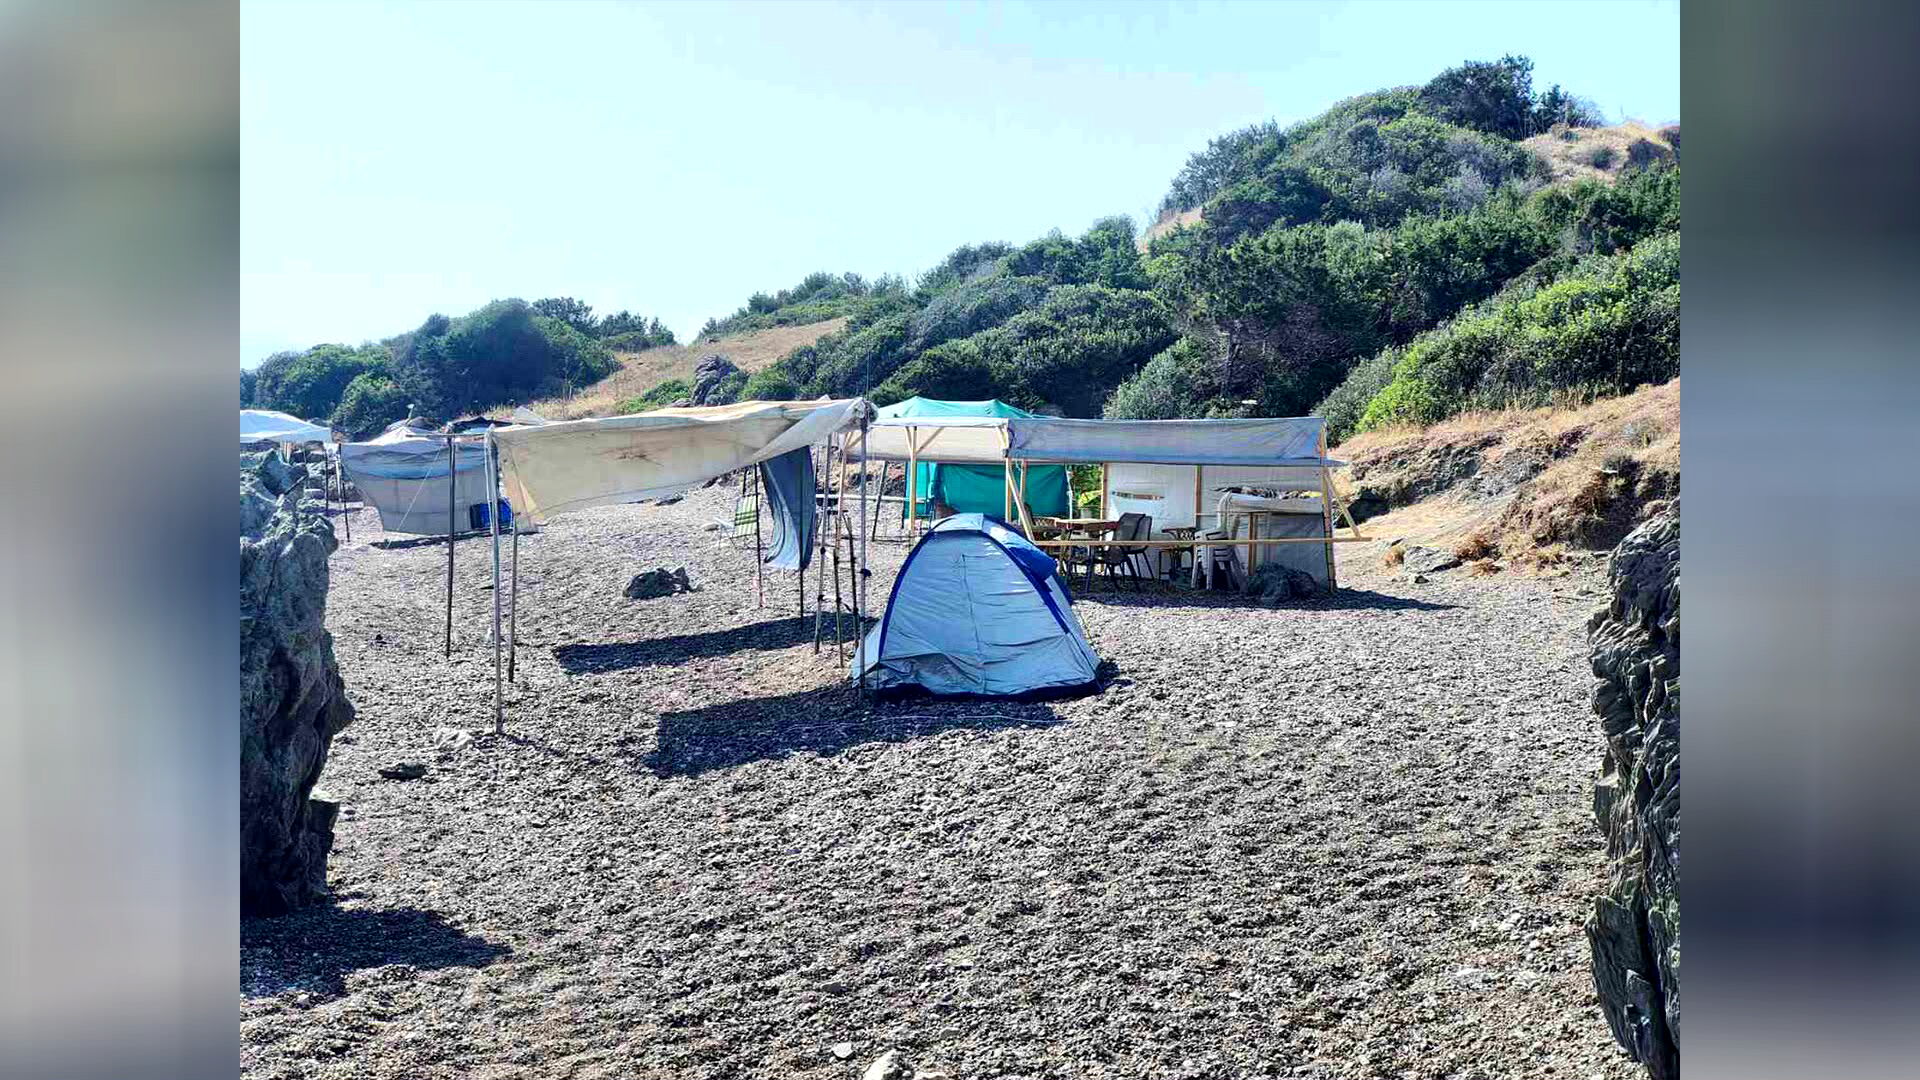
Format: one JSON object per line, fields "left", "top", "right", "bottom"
{"left": 637, "top": 682, "right": 1063, "bottom": 779}
{"left": 241, "top": 905, "right": 508, "bottom": 1001}
{"left": 553, "top": 615, "right": 831, "bottom": 674}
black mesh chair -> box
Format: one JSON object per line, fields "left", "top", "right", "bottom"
{"left": 1092, "top": 512, "right": 1152, "bottom": 589}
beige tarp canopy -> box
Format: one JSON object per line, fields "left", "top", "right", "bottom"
{"left": 491, "top": 398, "right": 864, "bottom": 524}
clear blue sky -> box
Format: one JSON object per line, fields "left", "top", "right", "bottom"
{"left": 241, "top": 0, "right": 1679, "bottom": 365}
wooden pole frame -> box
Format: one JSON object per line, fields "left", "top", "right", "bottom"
{"left": 855, "top": 413, "right": 871, "bottom": 696}
{"left": 1318, "top": 427, "right": 1337, "bottom": 588}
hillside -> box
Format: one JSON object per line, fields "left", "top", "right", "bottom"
{"left": 524, "top": 317, "right": 847, "bottom": 420}
{"left": 1335, "top": 378, "right": 1679, "bottom": 571}
{"left": 686, "top": 55, "right": 1678, "bottom": 438}
{"left": 1521, "top": 120, "right": 1678, "bottom": 184}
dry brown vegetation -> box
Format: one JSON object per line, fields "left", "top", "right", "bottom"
{"left": 1338, "top": 378, "right": 1678, "bottom": 571}
{"left": 1138, "top": 206, "right": 1204, "bottom": 251}
{"left": 526, "top": 317, "right": 847, "bottom": 420}
{"left": 1521, "top": 121, "right": 1677, "bottom": 185}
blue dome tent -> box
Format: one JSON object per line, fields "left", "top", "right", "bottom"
{"left": 853, "top": 514, "right": 1099, "bottom": 696}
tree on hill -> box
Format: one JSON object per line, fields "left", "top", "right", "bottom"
{"left": 531, "top": 297, "right": 596, "bottom": 334}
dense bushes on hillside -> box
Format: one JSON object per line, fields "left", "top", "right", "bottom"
{"left": 1159, "top": 56, "right": 1596, "bottom": 222}
{"left": 530, "top": 297, "right": 677, "bottom": 347}
{"left": 741, "top": 218, "right": 1169, "bottom": 414}
{"left": 331, "top": 373, "right": 411, "bottom": 439}
{"left": 245, "top": 294, "right": 667, "bottom": 435}
{"left": 1157, "top": 88, "right": 1541, "bottom": 229}
{"left": 245, "top": 299, "right": 618, "bottom": 437}
{"left": 1334, "top": 229, "right": 1679, "bottom": 435}
{"left": 700, "top": 271, "right": 910, "bottom": 339}
{"left": 391, "top": 299, "right": 616, "bottom": 422}
{"left": 1418, "top": 55, "right": 1602, "bottom": 141}
{"left": 1128, "top": 163, "right": 1680, "bottom": 421}
{"left": 245, "top": 344, "right": 391, "bottom": 423}
{"left": 876, "top": 285, "right": 1176, "bottom": 415}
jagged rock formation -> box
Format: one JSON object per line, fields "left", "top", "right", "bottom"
{"left": 1585, "top": 500, "right": 1679, "bottom": 1077}
{"left": 688, "top": 353, "right": 742, "bottom": 406}
{"left": 241, "top": 452, "right": 355, "bottom": 916}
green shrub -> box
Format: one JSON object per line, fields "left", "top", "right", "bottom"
{"left": 249, "top": 342, "right": 391, "bottom": 421}
{"left": 1103, "top": 337, "right": 1220, "bottom": 419}
{"left": 615, "top": 377, "right": 690, "bottom": 414}
{"left": 740, "top": 368, "right": 799, "bottom": 401}
{"left": 1314, "top": 347, "right": 1402, "bottom": 442}
{"left": 1354, "top": 230, "right": 1679, "bottom": 431}
{"left": 331, "top": 373, "right": 410, "bottom": 439}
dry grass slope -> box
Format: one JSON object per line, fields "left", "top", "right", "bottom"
{"left": 527, "top": 317, "right": 848, "bottom": 420}
{"left": 1337, "top": 378, "right": 1679, "bottom": 572}
{"left": 1521, "top": 121, "right": 1678, "bottom": 185}
{"left": 1138, "top": 206, "right": 1204, "bottom": 252}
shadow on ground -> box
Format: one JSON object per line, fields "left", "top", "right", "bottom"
{"left": 1074, "top": 585, "right": 1457, "bottom": 613}
{"left": 553, "top": 615, "right": 827, "bottom": 673}
{"left": 240, "top": 905, "right": 508, "bottom": 1001}
{"left": 636, "top": 682, "right": 1063, "bottom": 778}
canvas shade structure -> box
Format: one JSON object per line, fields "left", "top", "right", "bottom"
{"left": 871, "top": 398, "right": 1070, "bottom": 520}
{"left": 241, "top": 409, "right": 332, "bottom": 446}
{"left": 849, "top": 410, "right": 1365, "bottom": 584}
{"left": 853, "top": 514, "right": 1098, "bottom": 697}
{"left": 480, "top": 398, "right": 873, "bottom": 730}
{"left": 490, "top": 399, "right": 861, "bottom": 524}
{"left": 339, "top": 420, "right": 497, "bottom": 536}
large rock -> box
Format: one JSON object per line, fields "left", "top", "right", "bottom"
{"left": 241, "top": 454, "right": 355, "bottom": 916}
{"left": 1585, "top": 501, "right": 1679, "bottom": 1077}
{"left": 688, "top": 353, "right": 742, "bottom": 406}
{"left": 1401, "top": 545, "right": 1461, "bottom": 574}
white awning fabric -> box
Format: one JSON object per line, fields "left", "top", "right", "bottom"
{"left": 241, "top": 409, "right": 332, "bottom": 445}
{"left": 851, "top": 413, "right": 1342, "bottom": 469}
{"left": 1006, "top": 416, "right": 1331, "bottom": 466}
{"left": 492, "top": 398, "right": 862, "bottom": 523}
{"left": 855, "top": 415, "right": 1009, "bottom": 464}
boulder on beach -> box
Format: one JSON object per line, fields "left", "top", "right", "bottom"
{"left": 625, "top": 566, "right": 697, "bottom": 600}
{"left": 1585, "top": 500, "right": 1679, "bottom": 1078}
{"left": 241, "top": 453, "right": 355, "bottom": 916}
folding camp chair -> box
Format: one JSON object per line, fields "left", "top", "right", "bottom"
{"left": 730, "top": 489, "right": 760, "bottom": 547}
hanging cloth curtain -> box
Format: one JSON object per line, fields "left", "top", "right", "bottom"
{"left": 757, "top": 447, "right": 816, "bottom": 571}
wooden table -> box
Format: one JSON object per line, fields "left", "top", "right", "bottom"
{"left": 1038, "top": 518, "right": 1121, "bottom": 590}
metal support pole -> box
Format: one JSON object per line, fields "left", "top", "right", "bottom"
{"left": 508, "top": 509, "right": 520, "bottom": 682}
{"left": 444, "top": 435, "right": 456, "bottom": 657}
{"left": 486, "top": 434, "right": 504, "bottom": 734}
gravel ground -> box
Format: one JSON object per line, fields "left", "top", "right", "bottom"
{"left": 241, "top": 485, "right": 1635, "bottom": 1080}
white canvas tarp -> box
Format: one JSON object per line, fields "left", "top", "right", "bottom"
{"left": 241, "top": 409, "right": 332, "bottom": 445}
{"left": 340, "top": 422, "right": 495, "bottom": 536}
{"left": 1106, "top": 463, "right": 1336, "bottom": 537}
{"left": 491, "top": 398, "right": 862, "bottom": 524}
{"left": 852, "top": 415, "right": 1009, "bottom": 464}
{"left": 1006, "top": 416, "right": 1331, "bottom": 466}
{"left": 853, "top": 414, "right": 1342, "bottom": 470}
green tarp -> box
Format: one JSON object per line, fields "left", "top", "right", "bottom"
{"left": 878, "top": 398, "right": 1070, "bottom": 521}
